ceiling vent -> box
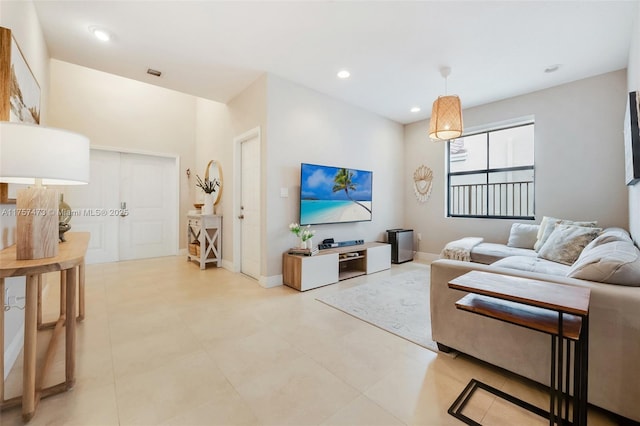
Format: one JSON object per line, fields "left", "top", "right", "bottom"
{"left": 147, "top": 68, "right": 162, "bottom": 77}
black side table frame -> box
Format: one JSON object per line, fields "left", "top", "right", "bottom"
{"left": 447, "top": 272, "right": 590, "bottom": 426}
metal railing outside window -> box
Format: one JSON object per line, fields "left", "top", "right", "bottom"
{"left": 447, "top": 122, "right": 535, "bottom": 219}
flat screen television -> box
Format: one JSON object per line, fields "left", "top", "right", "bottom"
{"left": 300, "top": 163, "right": 372, "bottom": 225}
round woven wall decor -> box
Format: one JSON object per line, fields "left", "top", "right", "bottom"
{"left": 413, "top": 165, "right": 433, "bottom": 203}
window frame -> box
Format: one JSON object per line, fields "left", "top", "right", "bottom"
{"left": 446, "top": 121, "right": 535, "bottom": 220}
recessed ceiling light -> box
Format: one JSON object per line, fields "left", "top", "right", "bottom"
{"left": 410, "top": 106, "right": 421, "bottom": 113}
{"left": 337, "top": 70, "right": 351, "bottom": 79}
{"left": 89, "top": 26, "right": 111, "bottom": 42}
{"left": 544, "top": 64, "right": 561, "bottom": 73}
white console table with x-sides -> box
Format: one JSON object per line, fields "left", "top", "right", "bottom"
{"left": 187, "top": 214, "right": 222, "bottom": 269}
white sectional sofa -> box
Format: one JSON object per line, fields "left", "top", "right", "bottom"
{"left": 431, "top": 223, "right": 640, "bottom": 422}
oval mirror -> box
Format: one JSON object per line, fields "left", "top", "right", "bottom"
{"left": 204, "top": 160, "right": 223, "bottom": 206}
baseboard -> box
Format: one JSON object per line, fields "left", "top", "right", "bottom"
{"left": 260, "top": 274, "right": 283, "bottom": 288}
{"left": 222, "top": 259, "right": 236, "bottom": 272}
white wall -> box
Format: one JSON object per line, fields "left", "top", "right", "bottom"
{"left": 48, "top": 60, "right": 198, "bottom": 248}
{"left": 405, "top": 70, "right": 628, "bottom": 255}
{"left": 628, "top": 5, "right": 640, "bottom": 244}
{"left": 226, "top": 75, "right": 268, "bottom": 276}
{"left": 0, "top": 0, "right": 50, "bottom": 378}
{"left": 265, "top": 74, "right": 404, "bottom": 279}
{"left": 195, "top": 98, "right": 233, "bottom": 266}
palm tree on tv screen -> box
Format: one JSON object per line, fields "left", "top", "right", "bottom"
{"left": 332, "top": 168, "right": 371, "bottom": 214}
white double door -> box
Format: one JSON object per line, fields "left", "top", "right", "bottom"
{"left": 63, "top": 149, "right": 178, "bottom": 264}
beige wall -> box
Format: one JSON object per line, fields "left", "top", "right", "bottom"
{"left": 195, "top": 98, "right": 233, "bottom": 266}
{"left": 628, "top": 5, "right": 640, "bottom": 244}
{"left": 226, "top": 75, "right": 268, "bottom": 277}
{"left": 404, "top": 70, "right": 628, "bottom": 255}
{"left": 265, "top": 74, "right": 405, "bottom": 279}
{"left": 48, "top": 60, "right": 198, "bottom": 248}
{"left": 0, "top": 0, "right": 50, "bottom": 378}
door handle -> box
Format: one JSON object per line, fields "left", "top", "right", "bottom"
{"left": 120, "top": 202, "right": 129, "bottom": 217}
{"left": 238, "top": 214, "right": 244, "bottom": 219}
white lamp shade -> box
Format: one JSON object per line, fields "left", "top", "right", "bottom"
{"left": 0, "top": 121, "right": 90, "bottom": 185}
{"left": 428, "top": 95, "right": 463, "bottom": 141}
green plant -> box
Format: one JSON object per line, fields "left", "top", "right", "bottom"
{"left": 290, "top": 223, "right": 315, "bottom": 241}
{"left": 301, "top": 227, "right": 315, "bottom": 242}
{"left": 289, "top": 222, "right": 301, "bottom": 237}
{"left": 196, "top": 175, "right": 220, "bottom": 194}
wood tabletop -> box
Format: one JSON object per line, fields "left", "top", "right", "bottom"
{"left": 448, "top": 270, "right": 590, "bottom": 316}
{"left": 0, "top": 232, "right": 90, "bottom": 278}
{"left": 455, "top": 293, "right": 583, "bottom": 340}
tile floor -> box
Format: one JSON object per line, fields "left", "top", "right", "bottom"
{"left": 1, "top": 256, "right": 622, "bottom": 425}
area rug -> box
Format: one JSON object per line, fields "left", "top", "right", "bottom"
{"left": 316, "top": 267, "right": 439, "bottom": 353}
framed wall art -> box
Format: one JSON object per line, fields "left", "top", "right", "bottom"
{"left": 624, "top": 91, "right": 640, "bottom": 185}
{"left": 0, "top": 26, "right": 41, "bottom": 203}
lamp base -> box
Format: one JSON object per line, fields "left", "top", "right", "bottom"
{"left": 16, "top": 187, "right": 59, "bottom": 260}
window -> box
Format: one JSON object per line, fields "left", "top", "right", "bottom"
{"left": 447, "top": 122, "right": 535, "bottom": 219}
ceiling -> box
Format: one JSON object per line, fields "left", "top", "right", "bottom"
{"left": 33, "top": 1, "right": 637, "bottom": 124}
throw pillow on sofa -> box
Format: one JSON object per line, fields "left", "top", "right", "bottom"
{"left": 533, "top": 216, "right": 598, "bottom": 252}
{"left": 583, "top": 227, "right": 632, "bottom": 251}
{"left": 568, "top": 241, "right": 640, "bottom": 286}
{"left": 533, "top": 216, "right": 560, "bottom": 251}
{"left": 537, "top": 224, "right": 601, "bottom": 265}
{"left": 507, "top": 223, "right": 540, "bottom": 249}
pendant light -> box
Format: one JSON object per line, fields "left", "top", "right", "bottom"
{"left": 429, "top": 66, "right": 463, "bottom": 141}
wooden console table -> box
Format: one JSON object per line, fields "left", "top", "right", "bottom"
{"left": 187, "top": 214, "right": 222, "bottom": 269}
{"left": 447, "top": 271, "right": 590, "bottom": 426}
{"left": 0, "top": 232, "right": 89, "bottom": 422}
{"left": 283, "top": 242, "right": 391, "bottom": 291}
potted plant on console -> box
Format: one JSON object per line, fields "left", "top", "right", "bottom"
{"left": 289, "top": 223, "right": 316, "bottom": 252}
{"left": 196, "top": 175, "right": 220, "bottom": 215}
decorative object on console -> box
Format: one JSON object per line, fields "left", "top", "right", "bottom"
{"left": 300, "top": 226, "right": 315, "bottom": 249}
{"left": 413, "top": 165, "right": 433, "bottom": 202}
{"left": 624, "top": 91, "right": 640, "bottom": 185}
{"left": 58, "top": 193, "right": 72, "bottom": 242}
{"left": 288, "top": 222, "right": 315, "bottom": 249}
{"left": 0, "top": 122, "right": 90, "bottom": 259}
{"left": 428, "top": 66, "right": 463, "bottom": 141}
{"left": 0, "top": 26, "right": 42, "bottom": 203}
{"left": 195, "top": 173, "right": 220, "bottom": 215}
{"left": 288, "top": 247, "right": 318, "bottom": 256}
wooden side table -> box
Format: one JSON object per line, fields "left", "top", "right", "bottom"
{"left": 447, "top": 271, "right": 590, "bottom": 426}
{"left": 187, "top": 214, "right": 222, "bottom": 269}
{"left": 0, "top": 232, "right": 89, "bottom": 422}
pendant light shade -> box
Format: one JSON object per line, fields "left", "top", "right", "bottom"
{"left": 428, "top": 66, "right": 463, "bottom": 141}
{"left": 428, "top": 95, "right": 463, "bottom": 140}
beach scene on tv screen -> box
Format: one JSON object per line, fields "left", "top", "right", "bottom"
{"left": 300, "top": 164, "right": 372, "bottom": 225}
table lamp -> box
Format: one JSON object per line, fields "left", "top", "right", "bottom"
{"left": 0, "top": 122, "right": 89, "bottom": 260}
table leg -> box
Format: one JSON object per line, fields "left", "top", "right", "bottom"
{"left": 65, "top": 267, "right": 77, "bottom": 390}
{"left": 37, "top": 275, "right": 42, "bottom": 327}
{"left": 550, "top": 335, "right": 556, "bottom": 426}
{"left": 1, "top": 277, "right": 4, "bottom": 404}
{"left": 60, "top": 270, "right": 67, "bottom": 318}
{"left": 579, "top": 317, "right": 589, "bottom": 426}
{"left": 22, "top": 274, "right": 38, "bottom": 422}
{"left": 78, "top": 262, "right": 85, "bottom": 321}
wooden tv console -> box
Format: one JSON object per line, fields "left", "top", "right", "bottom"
{"left": 282, "top": 242, "right": 391, "bottom": 291}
